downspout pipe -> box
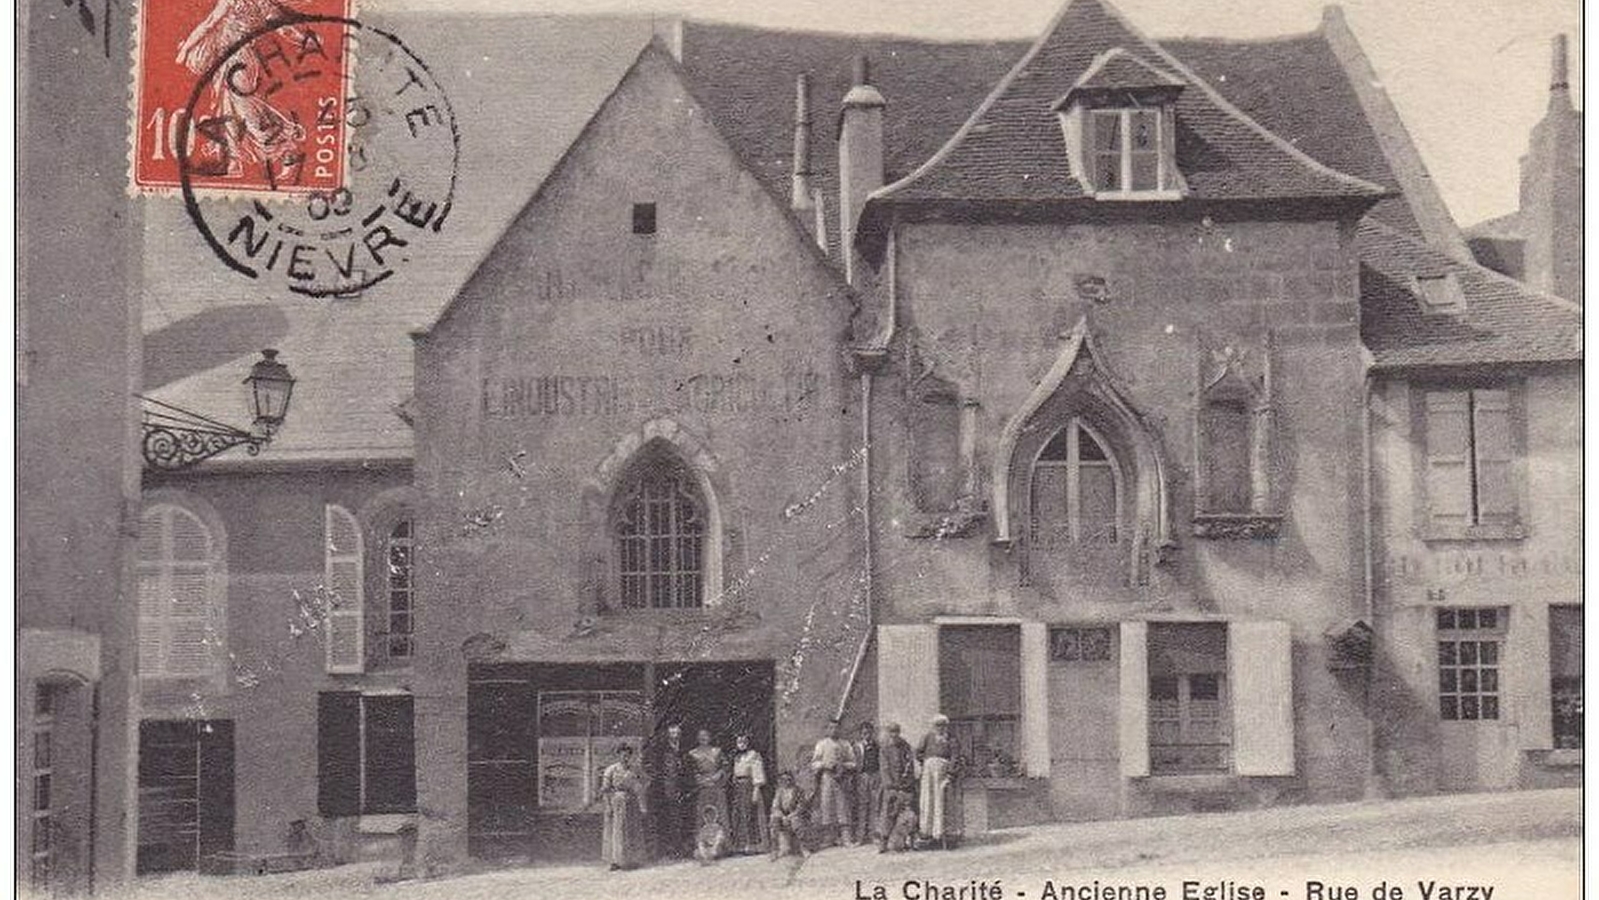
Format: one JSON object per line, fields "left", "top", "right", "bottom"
{"left": 835, "top": 226, "right": 896, "bottom": 722}
{"left": 1361, "top": 367, "right": 1382, "bottom": 799}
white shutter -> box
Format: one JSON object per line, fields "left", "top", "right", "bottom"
{"left": 1020, "top": 622, "right": 1051, "bottom": 777}
{"left": 1424, "top": 391, "right": 1473, "bottom": 526}
{"left": 136, "top": 569, "right": 165, "bottom": 675}
{"left": 1514, "top": 604, "right": 1554, "bottom": 750}
{"left": 1119, "top": 621, "right": 1149, "bottom": 778}
{"left": 136, "top": 506, "right": 220, "bottom": 678}
{"left": 876, "top": 625, "right": 940, "bottom": 748}
{"left": 166, "top": 567, "right": 217, "bottom": 676}
{"left": 1471, "top": 390, "right": 1517, "bottom": 524}
{"left": 325, "top": 505, "right": 365, "bottom": 673}
{"left": 1229, "top": 620, "right": 1295, "bottom": 776}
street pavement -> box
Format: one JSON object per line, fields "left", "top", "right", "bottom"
{"left": 112, "top": 788, "right": 1580, "bottom": 900}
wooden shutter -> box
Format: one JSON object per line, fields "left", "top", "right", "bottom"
{"left": 364, "top": 695, "right": 418, "bottom": 813}
{"left": 1118, "top": 621, "right": 1149, "bottom": 777}
{"left": 876, "top": 625, "right": 940, "bottom": 748}
{"left": 1424, "top": 391, "right": 1473, "bottom": 526}
{"left": 137, "top": 506, "right": 219, "bottom": 677}
{"left": 1471, "top": 389, "right": 1517, "bottom": 524}
{"left": 1514, "top": 604, "right": 1554, "bottom": 750}
{"left": 324, "top": 505, "right": 365, "bottom": 673}
{"left": 197, "top": 720, "right": 236, "bottom": 859}
{"left": 1019, "top": 622, "right": 1051, "bottom": 777}
{"left": 1229, "top": 620, "right": 1295, "bottom": 776}
{"left": 317, "top": 692, "right": 362, "bottom": 816}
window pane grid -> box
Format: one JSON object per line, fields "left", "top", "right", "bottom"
{"left": 615, "top": 458, "right": 706, "bottom": 609}
{"left": 385, "top": 519, "right": 416, "bottom": 660}
{"left": 1030, "top": 420, "right": 1120, "bottom": 550}
{"left": 1437, "top": 607, "right": 1504, "bottom": 721}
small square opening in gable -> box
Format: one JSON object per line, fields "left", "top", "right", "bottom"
{"left": 632, "top": 203, "right": 657, "bottom": 236}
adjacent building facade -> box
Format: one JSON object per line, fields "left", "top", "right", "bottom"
{"left": 122, "top": 0, "right": 1581, "bottom": 879}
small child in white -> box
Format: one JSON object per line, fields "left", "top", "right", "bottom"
{"left": 694, "top": 805, "right": 727, "bottom": 864}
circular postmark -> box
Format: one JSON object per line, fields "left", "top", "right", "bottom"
{"left": 177, "top": 14, "right": 459, "bottom": 298}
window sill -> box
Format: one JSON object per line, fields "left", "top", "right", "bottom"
{"left": 1135, "top": 773, "right": 1246, "bottom": 793}
{"left": 1420, "top": 523, "right": 1528, "bottom": 543}
{"left": 1091, "top": 189, "right": 1185, "bottom": 202}
{"left": 903, "top": 502, "right": 988, "bottom": 540}
{"left": 1192, "top": 514, "right": 1283, "bottom": 540}
{"left": 358, "top": 813, "right": 416, "bottom": 834}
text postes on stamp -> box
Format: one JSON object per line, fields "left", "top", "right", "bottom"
{"left": 177, "top": 15, "right": 460, "bottom": 298}
{"left": 134, "top": 0, "right": 352, "bottom": 195}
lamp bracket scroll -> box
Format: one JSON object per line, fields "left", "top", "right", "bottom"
{"left": 139, "top": 349, "right": 295, "bottom": 472}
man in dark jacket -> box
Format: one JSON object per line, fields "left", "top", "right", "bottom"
{"left": 874, "top": 722, "right": 917, "bottom": 853}
{"left": 647, "top": 723, "right": 692, "bottom": 858}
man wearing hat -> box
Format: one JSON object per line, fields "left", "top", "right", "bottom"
{"left": 809, "top": 717, "right": 856, "bottom": 847}
{"left": 875, "top": 722, "right": 917, "bottom": 853}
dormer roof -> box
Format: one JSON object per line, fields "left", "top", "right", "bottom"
{"left": 1053, "top": 47, "right": 1185, "bottom": 109}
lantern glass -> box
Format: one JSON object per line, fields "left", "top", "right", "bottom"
{"left": 244, "top": 349, "right": 295, "bottom": 430}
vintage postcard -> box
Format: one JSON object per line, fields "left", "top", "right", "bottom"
{"left": 14, "top": 0, "right": 1584, "bottom": 897}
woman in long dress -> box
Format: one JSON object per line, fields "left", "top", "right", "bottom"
{"left": 687, "top": 729, "right": 730, "bottom": 859}
{"left": 728, "top": 734, "right": 769, "bottom": 854}
{"left": 601, "top": 744, "right": 648, "bottom": 870}
{"left": 916, "top": 714, "right": 963, "bottom": 849}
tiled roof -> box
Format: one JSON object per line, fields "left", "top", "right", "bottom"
{"left": 1358, "top": 219, "right": 1581, "bottom": 369}
{"left": 872, "top": 0, "right": 1388, "bottom": 204}
{"left": 141, "top": 5, "right": 1564, "bottom": 465}
{"left": 142, "top": 13, "right": 659, "bottom": 463}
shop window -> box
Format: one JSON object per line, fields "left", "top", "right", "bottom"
{"left": 1436, "top": 607, "right": 1505, "bottom": 721}
{"left": 1549, "top": 605, "right": 1582, "bottom": 749}
{"left": 613, "top": 449, "right": 705, "bottom": 609}
{"left": 536, "top": 691, "right": 646, "bottom": 810}
{"left": 1049, "top": 626, "right": 1113, "bottom": 663}
{"left": 1030, "top": 419, "right": 1121, "bottom": 549}
{"left": 324, "top": 505, "right": 365, "bottom": 673}
{"left": 939, "top": 625, "right": 1021, "bottom": 777}
{"left": 137, "top": 504, "right": 224, "bottom": 678}
{"left": 1423, "top": 388, "right": 1520, "bottom": 535}
{"left": 1148, "top": 623, "right": 1230, "bottom": 774}
{"left": 384, "top": 517, "right": 415, "bottom": 661}
{"left": 317, "top": 693, "right": 416, "bottom": 816}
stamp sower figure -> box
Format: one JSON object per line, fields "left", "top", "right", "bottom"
{"left": 767, "top": 770, "right": 809, "bottom": 859}
{"left": 729, "top": 734, "right": 769, "bottom": 854}
{"left": 688, "top": 728, "right": 729, "bottom": 859}
{"left": 875, "top": 722, "right": 918, "bottom": 853}
{"left": 809, "top": 717, "right": 856, "bottom": 847}
{"left": 601, "top": 745, "right": 648, "bottom": 871}
{"left": 851, "top": 721, "right": 881, "bottom": 845}
{"left": 647, "top": 723, "right": 692, "bottom": 858}
{"left": 917, "top": 713, "right": 963, "bottom": 850}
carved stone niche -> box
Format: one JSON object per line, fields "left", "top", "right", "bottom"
{"left": 1191, "top": 333, "right": 1282, "bottom": 540}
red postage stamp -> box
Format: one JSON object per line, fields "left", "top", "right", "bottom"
{"left": 131, "top": 0, "right": 352, "bottom": 195}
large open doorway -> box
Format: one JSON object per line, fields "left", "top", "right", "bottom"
{"left": 136, "top": 720, "right": 234, "bottom": 874}
{"left": 465, "top": 659, "right": 775, "bottom": 864}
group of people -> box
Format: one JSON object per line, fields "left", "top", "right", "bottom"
{"left": 599, "top": 715, "right": 964, "bottom": 871}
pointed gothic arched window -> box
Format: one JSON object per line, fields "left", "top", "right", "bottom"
{"left": 613, "top": 449, "right": 706, "bottom": 609}
{"left": 1029, "top": 418, "right": 1122, "bottom": 549}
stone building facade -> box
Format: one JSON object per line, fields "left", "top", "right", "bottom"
{"left": 122, "top": 0, "right": 1580, "bottom": 878}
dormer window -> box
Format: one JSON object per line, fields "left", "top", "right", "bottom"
{"left": 1055, "top": 48, "right": 1187, "bottom": 200}
{"left": 1090, "top": 107, "right": 1164, "bottom": 193}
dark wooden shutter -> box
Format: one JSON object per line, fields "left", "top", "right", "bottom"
{"left": 363, "top": 695, "right": 417, "bottom": 814}
{"left": 197, "top": 721, "right": 236, "bottom": 859}
{"left": 317, "top": 692, "right": 362, "bottom": 817}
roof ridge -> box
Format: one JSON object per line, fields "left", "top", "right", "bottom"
{"left": 680, "top": 16, "right": 1030, "bottom": 47}
{"left": 1360, "top": 217, "right": 1583, "bottom": 315}
{"left": 870, "top": 0, "right": 1080, "bottom": 201}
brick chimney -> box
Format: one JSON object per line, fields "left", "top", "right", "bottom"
{"left": 839, "top": 55, "right": 885, "bottom": 285}
{"left": 1519, "top": 34, "right": 1582, "bottom": 304}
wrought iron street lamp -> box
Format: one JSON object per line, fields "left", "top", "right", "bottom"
{"left": 140, "top": 349, "right": 296, "bottom": 471}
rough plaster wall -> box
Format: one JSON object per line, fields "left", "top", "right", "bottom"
{"left": 139, "top": 468, "right": 413, "bottom": 855}
{"left": 1371, "top": 369, "right": 1581, "bottom": 795}
{"left": 413, "top": 49, "right": 865, "bottom": 863}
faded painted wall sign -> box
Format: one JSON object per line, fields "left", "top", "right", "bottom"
{"left": 482, "top": 370, "right": 822, "bottom": 418}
